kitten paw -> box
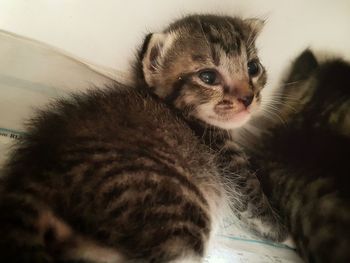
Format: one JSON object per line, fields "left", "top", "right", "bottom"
{"left": 281, "top": 236, "right": 296, "bottom": 248}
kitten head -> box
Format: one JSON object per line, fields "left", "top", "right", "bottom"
{"left": 138, "top": 14, "right": 266, "bottom": 130}
{"left": 270, "top": 49, "right": 350, "bottom": 135}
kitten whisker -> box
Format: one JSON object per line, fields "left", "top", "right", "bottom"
{"left": 261, "top": 107, "right": 288, "bottom": 126}
{"left": 265, "top": 99, "right": 299, "bottom": 113}
{"left": 280, "top": 80, "right": 302, "bottom": 87}
{"left": 269, "top": 94, "right": 301, "bottom": 101}
{"left": 269, "top": 91, "right": 301, "bottom": 100}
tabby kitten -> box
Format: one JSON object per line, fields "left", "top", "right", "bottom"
{"left": 136, "top": 14, "right": 286, "bottom": 241}
{"left": 0, "top": 15, "right": 284, "bottom": 263}
{"left": 242, "top": 50, "right": 350, "bottom": 263}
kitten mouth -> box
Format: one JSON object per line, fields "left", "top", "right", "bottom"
{"left": 214, "top": 101, "right": 249, "bottom": 118}
{"left": 212, "top": 108, "right": 250, "bottom": 121}
{"left": 196, "top": 99, "right": 256, "bottom": 130}
{"left": 210, "top": 101, "right": 252, "bottom": 126}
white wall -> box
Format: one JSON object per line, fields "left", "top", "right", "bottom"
{"left": 1, "top": 0, "right": 350, "bottom": 89}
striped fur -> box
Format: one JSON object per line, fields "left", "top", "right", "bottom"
{"left": 0, "top": 15, "right": 286, "bottom": 262}
{"left": 242, "top": 50, "right": 350, "bottom": 262}
{"left": 0, "top": 87, "right": 223, "bottom": 262}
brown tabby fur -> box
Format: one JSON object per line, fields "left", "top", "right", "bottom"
{"left": 0, "top": 15, "right": 286, "bottom": 263}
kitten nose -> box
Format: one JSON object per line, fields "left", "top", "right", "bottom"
{"left": 238, "top": 94, "right": 254, "bottom": 107}
{"left": 227, "top": 80, "right": 254, "bottom": 107}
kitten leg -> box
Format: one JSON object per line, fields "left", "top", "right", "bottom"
{"left": 64, "top": 166, "right": 215, "bottom": 263}
{"left": 236, "top": 169, "right": 287, "bottom": 241}
{"left": 219, "top": 144, "right": 288, "bottom": 242}
{"left": 0, "top": 191, "right": 124, "bottom": 263}
{"left": 0, "top": 192, "right": 53, "bottom": 263}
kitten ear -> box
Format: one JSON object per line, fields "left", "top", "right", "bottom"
{"left": 141, "top": 32, "right": 168, "bottom": 87}
{"left": 244, "top": 18, "right": 265, "bottom": 37}
{"left": 287, "top": 49, "right": 319, "bottom": 83}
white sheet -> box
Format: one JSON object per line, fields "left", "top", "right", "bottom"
{"left": 0, "top": 30, "right": 119, "bottom": 166}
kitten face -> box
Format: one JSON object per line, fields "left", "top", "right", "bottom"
{"left": 141, "top": 15, "right": 267, "bottom": 130}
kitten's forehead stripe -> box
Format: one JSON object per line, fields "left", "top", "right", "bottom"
{"left": 197, "top": 21, "right": 243, "bottom": 64}
{"left": 191, "top": 54, "right": 207, "bottom": 63}
{"left": 211, "top": 46, "right": 220, "bottom": 66}
{"left": 167, "top": 15, "right": 244, "bottom": 56}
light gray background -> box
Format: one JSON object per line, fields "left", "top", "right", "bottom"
{"left": 1, "top": 0, "right": 350, "bottom": 90}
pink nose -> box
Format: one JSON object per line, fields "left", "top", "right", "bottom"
{"left": 224, "top": 80, "right": 254, "bottom": 108}
{"left": 238, "top": 94, "right": 254, "bottom": 107}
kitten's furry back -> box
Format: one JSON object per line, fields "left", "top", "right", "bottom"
{"left": 0, "top": 85, "right": 224, "bottom": 262}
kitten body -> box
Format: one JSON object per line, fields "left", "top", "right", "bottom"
{"left": 241, "top": 50, "right": 350, "bottom": 262}
{"left": 0, "top": 86, "right": 223, "bottom": 262}
{"left": 0, "top": 15, "right": 285, "bottom": 262}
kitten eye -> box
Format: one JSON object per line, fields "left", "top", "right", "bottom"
{"left": 198, "top": 70, "right": 219, "bottom": 85}
{"left": 247, "top": 60, "right": 260, "bottom": 77}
